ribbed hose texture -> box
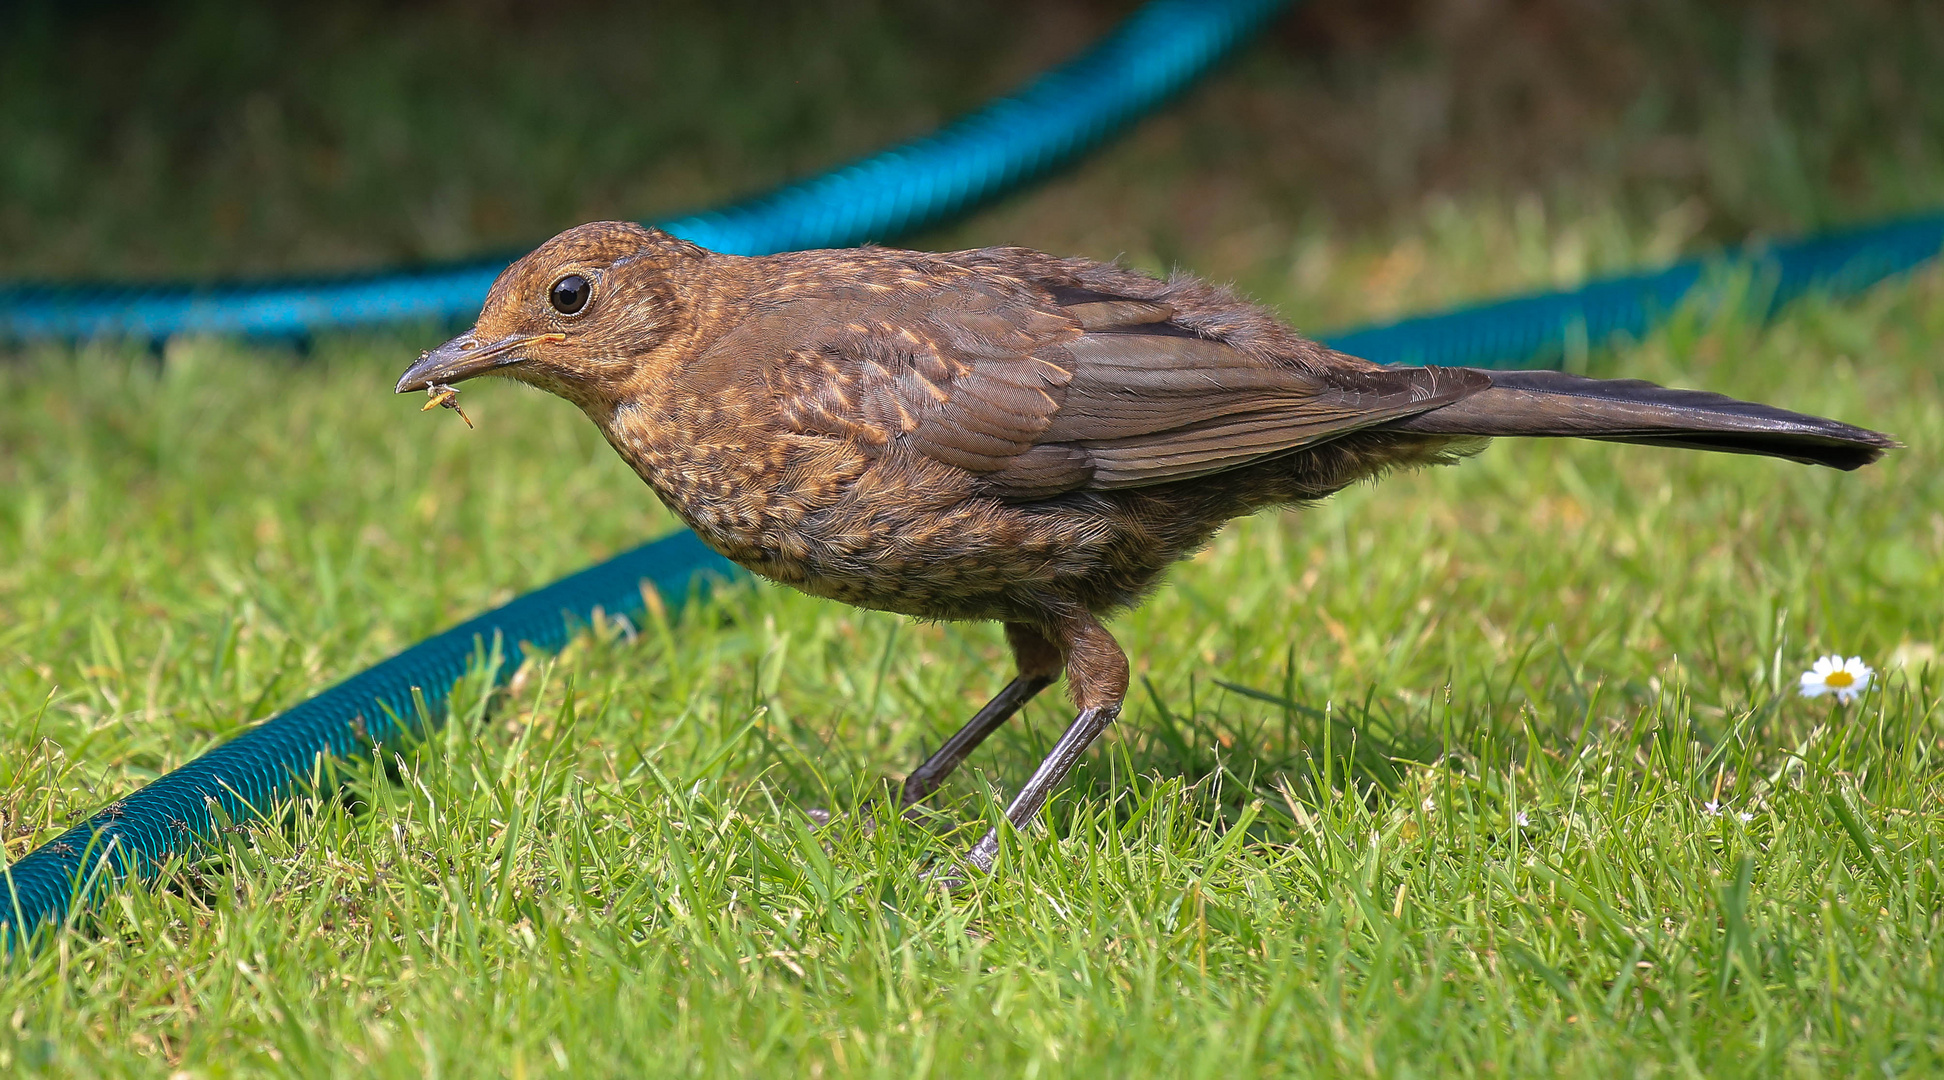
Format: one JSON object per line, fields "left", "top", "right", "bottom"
{"left": 4, "top": 532, "right": 735, "bottom": 947}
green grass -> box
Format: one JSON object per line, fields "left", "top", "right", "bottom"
{"left": 5, "top": 1, "right": 1944, "bottom": 1075}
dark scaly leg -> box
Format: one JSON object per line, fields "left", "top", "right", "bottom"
{"left": 901, "top": 623, "right": 1063, "bottom": 807}
{"left": 965, "top": 611, "right": 1128, "bottom": 874}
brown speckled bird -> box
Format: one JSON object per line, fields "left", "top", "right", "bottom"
{"left": 397, "top": 221, "right": 1893, "bottom": 875}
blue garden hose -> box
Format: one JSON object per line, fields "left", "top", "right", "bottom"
{"left": 0, "top": 0, "right": 1288, "bottom": 341}
{"left": 6, "top": 0, "right": 1944, "bottom": 950}
{"left": 1328, "top": 213, "right": 1944, "bottom": 368}
{"left": 4, "top": 532, "right": 736, "bottom": 948}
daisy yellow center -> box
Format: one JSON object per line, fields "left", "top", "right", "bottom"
{"left": 1825, "top": 670, "right": 1855, "bottom": 688}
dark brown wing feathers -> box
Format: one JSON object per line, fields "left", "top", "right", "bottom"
{"left": 763, "top": 253, "right": 1890, "bottom": 498}
{"left": 763, "top": 268, "right": 1494, "bottom": 495}
{"left": 1045, "top": 285, "right": 1180, "bottom": 331}
{"left": 1387, "top": 369, "right": 1895, "bottom": 470}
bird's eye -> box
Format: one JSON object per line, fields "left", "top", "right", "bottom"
{"left": 549, "top": 274, "right": 591, "bottom": 315}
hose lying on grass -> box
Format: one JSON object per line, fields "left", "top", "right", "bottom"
{"left": 0, "top": 0, "right": 1289, "bottom": 341}
{"left": 5, "top": 0, "right": 1941, "bottom": 948}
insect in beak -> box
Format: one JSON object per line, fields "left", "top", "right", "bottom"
{"left": 421, "top": 381, "right": 474, "bottom": 428}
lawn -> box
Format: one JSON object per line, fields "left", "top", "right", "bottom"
{"left": 3, "top": 1, "right": 1943, "bottom": 1075}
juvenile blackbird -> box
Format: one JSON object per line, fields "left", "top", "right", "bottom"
{"left": 397, "top": 221, "right": 1893, "bottom": 875}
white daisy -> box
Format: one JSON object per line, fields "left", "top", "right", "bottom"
{"left": 1799, "top": 655, "right": 1874, "bottom": 703}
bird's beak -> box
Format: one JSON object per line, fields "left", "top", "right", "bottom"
{"left": 394, "top": 331, "right": 566, "bottom": 393}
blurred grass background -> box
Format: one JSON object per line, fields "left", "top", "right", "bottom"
{"left": 2, "top": 1, "right": 1943, "bottom": 1076}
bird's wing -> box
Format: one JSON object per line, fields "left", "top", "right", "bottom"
{"left": 761, "top": 278, "right": 1485, "bottom": 498}
{"left": 761, "top": 279, "right": 1073, "bottom": 469}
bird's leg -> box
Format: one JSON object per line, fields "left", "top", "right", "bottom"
{"left": 965, "top": 612, "right": 1128, "bottom": 874}
{"left": 900, "top": 623, "right": 1063, "bottom": 808}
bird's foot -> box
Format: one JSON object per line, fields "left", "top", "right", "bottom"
{"left": 801, "top": 788, "right": 957, "bottom": 835}
{"left": 966, "top": 828, "right": 1000, "bottom": 874}
{"left": 921, "top": 865, "right": 972, "bottom": 891}
{"left": 909, "top": 827, "right": 1002, "bottom": 892}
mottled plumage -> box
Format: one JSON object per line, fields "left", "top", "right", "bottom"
{"left": 398, "top": 221, "right": 1892, "bottom": 878}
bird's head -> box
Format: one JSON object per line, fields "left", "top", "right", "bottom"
{"left": 395, "top": 221, "right": 706, "bottom": 412}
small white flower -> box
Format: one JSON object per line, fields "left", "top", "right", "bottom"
{"left": 1738, "top": 812, "right": 1755, "bottom": 822}
{"left": 1800, "top": 655, "right": 1874, "bottom": 703}
{"left": 1516, "top": 812, "right": 1531, "bottom": 828}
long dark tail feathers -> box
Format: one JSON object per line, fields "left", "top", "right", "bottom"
{"left": 1384, "top": 368, "right": 1897, "bottom": 471}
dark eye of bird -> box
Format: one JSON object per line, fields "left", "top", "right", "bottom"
{"left": 549, "top": 274, "right": 590, "bottom": 315}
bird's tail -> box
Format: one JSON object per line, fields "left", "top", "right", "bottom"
{"left": 1382, "top": 368, "right": 1895, "bottom": 471}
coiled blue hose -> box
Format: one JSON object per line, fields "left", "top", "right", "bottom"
{"left": 6, "top": 0, "right": 1943, "bottom": 950}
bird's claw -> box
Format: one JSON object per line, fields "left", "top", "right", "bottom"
{"left": 798, "top": 800, "right": 988, "bottom": 890}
